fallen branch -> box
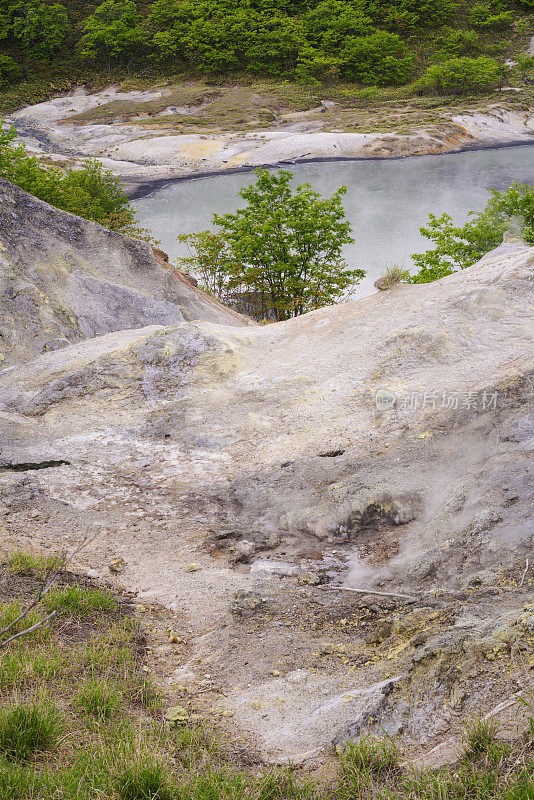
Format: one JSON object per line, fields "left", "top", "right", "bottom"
{"left": 519, "top": 559, "right": 529, "bottom": 588}
{"left": 0, "top": 537, "right": 89, "bottom": 648}
{"left": 0, "top": 610, "right": 57, "bottom": 647}
{"left": 325, "top": 586, "right": 418, "bottom": 602}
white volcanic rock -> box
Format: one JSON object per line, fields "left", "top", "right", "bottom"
{"left": 0, "top": 178, "right": 251, "bottom": 364}
{"left": 7, "top": 88, "right": 534, "bottom": 184}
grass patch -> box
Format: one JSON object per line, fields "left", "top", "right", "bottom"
{"left": 338, "top": 735, "right": 403, "bottom": 781}
{"left": 75, "top": 679, "right": 123, "bottom": 720}
{"left": 0, "top": 699, "right": 64, "bottom": 761}
{"left": 126, "top": 676, "right": 163, "bottom": 714}
{"left": 462, "top": 718, "right": 502, "bottom": 760}
{"left": 375, "top": 265, "right": 411, "bottom": 290}
{"left": 0, "top": 601, "right": 51, "bottom": 643}
{"left": 3, "top": 551, "right": 62, "bottom": 579}
{"left": 42, "top": 584, "right": 117, "bottom": 617}
{"left": 116, "top": 758, "right": 174, "bottom": 800}
{"left": 0, "top": 646, "right": 66, "bottom": 690}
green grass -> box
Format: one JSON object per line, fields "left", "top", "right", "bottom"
{"left": 126, "top": 676, "right": 163, "bottom": 714}
{"left": 42, "top": 584, "right": 117, "bottom": 617}
{"left": 0, "top": 601, "right": 51, "bottom": 643}
{"left": 0, "top": 555, "right": 532, "bottom": 799}
{"left": 0, "top": 699, "right": 64, "bottom": 761}
{"left": 75, "top": 679, "right": 123, "bottom": 720}
{"left": 116, "top": 759, "right": 174, "bottom": 800}
{"left": 462, "top": 718, "right": 504, "bottom": 761}
{"left": 375, "top": 265, "right": 411, "bottom": 289}
{"left": 0, "top": 646, "right": 67, "bottom": 690}
{"left": 3, "top": 551, "right": 63, "bottom": 579}
{"left": 339, "top": 735, "right": 403, "bottom": 780}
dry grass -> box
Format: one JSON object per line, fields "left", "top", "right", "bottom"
{"left": 52, "top": 73, "right": 534, "bottom": 137}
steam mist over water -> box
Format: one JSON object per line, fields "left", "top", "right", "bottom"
{"left": 134, "top": 145, "right": 534, "bottom": 298}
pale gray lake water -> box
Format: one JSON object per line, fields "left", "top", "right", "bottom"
{"left": 134, "top": 145, "right": 534, "bottom": 298}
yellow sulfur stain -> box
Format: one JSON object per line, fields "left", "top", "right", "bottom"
{"left": 179, "top": 140, "right": 222, "bottom": 158}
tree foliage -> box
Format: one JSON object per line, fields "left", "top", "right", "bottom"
{"left": 80, "top": 0, "right": 145, "bottom": 64}
{"left": 0, "top": 122, "right": 151, "bottom": 238}
{"left": 415, "top": 56, "right": 504, "bottom": 94}
{"left": 0, "top": 0, "right": 523, "bottom": 83}
{"left": 178, "top": 169, "right": 363, "bottom": 320}
{"left": 1, "top": 0, "right": 70, "bottom": 58}
{"left": 410, "top": 182, "right": 534, "bottom": 283}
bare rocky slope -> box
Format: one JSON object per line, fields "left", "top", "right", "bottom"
{"left": 0, "top": 181, "right": 533, "bottom": 764}
{"left": 0, "top": 178, "right": 251, "bottom": 365}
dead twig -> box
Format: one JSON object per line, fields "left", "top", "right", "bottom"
{"left": 519, "top": 559, "right": 529, "bottom": 588}
{"left": 0, "top": 610, "right": 57, "bottom": 647}
{"left": 0, "top": 537, "right": 89, "bottom": 648}
{"left": 325, "top": 585, "right": 418, "bottom": 603}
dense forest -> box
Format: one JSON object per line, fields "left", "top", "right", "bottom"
{"left": 0, "top": 0, "right": 532, "bottom": 92}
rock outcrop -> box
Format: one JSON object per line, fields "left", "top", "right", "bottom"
{"left": 0, "top": 180, "right": 533, "bottom": 762}
{"left": 0, "top": 178, "right": 250, "bottom": 365}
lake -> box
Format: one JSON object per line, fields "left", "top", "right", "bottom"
{"left": 134, "top": 145, "right": 534, "bottom": 298}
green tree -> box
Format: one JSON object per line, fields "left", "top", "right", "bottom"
{"left": 340, "top": 31, "right": 414, "bottom": 85}
{"left": 0, "top": 122, "right": 152, "bottom": 239}
{"left": 80, "top": 0, "right": 145, "bottom": 64}
{"left": 410, "top": 182, "right": 534, "bottom": 283}
{"left": 366, "top": 0, "right": 460, "bottom": 30}
{"left": 431, "top": 29, "right": 480, "bottom": 62}
{"left": 415, "top": 56, "right": 503, "bottom": 94}
{"left": 304, "top": 1, "right": 372, "bottom": 51}
{"left": 468, "top": 3, "right": 513, "bottom": 28}
{"left": 177, "top": 169, "right": 363, "bottom": 320}
{"left": 0, "top": 54, "right": 22, "bottom": 86}
{"left": 10, "top": 1, "right": 70, "bottom": 58}
{"left": 150, "top": 1, "right": 305, "bottom": 75}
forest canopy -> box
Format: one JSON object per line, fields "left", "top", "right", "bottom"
{"left": 0, "top": 0, "right": 531, "bottom": 86}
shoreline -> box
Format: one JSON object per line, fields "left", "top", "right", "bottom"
{"left": 124, "top": 137, "right": 534, "bottom": 200}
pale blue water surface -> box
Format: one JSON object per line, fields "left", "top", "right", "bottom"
{"left": 134, "top": 145, "right": 534, "bottom": 297}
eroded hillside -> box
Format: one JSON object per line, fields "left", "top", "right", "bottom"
{"left": 0, "top": 181, "right": 533, "bottom": 762}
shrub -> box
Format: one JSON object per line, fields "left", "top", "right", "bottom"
{"left": 341, "top": 31, "right": 414, "bottom": 85}
{"left": 0, "top": 55, "right": 22, "bottom": 88}
{"left": 431, "top": 28, "right": 480, "bottom": 62}
{"left": 468, "top": 3, "right": 514, "bottom": 28}
{"left": 356, "top": 86, "right": 379, "bottom": 103}
{"left": 0, "top": 700, "right": 64, "bottom": 761}
{"left": 0, "top": 123, "right": 152, "bottom": 240}
{"left": 411, "top": 182, "right": 534, "bottom": 281}
{"left": 416, "top": 56, "right": 503, "bottom": 95}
